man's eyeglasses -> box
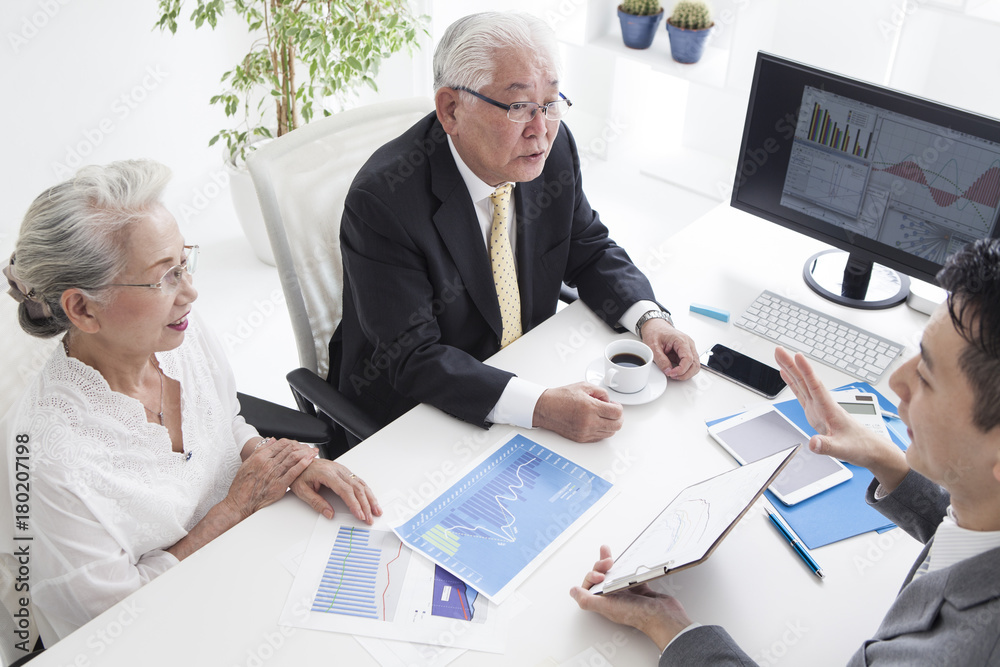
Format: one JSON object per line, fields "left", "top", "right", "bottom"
{"left": 453, "top": 86, "right": 572, "bottom": 123}
{"left": 106, "top": 245, "right": 199, "bottom": 293}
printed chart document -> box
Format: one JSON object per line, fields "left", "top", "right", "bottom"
{"left": 601, "top": 447, "right": 797, "bottom": 594}
{"left": 394, "top": 432, "right": 615, "bottom": 603}
{"left": 280, "top": 509, "right": 510, "bottom": 653}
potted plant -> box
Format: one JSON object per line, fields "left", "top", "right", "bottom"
{"left": 665, "top": 1, "right": 714, "bottom": 64}
{"left": 617, "top": 0, "right": 664, "bottom": 50}
{"left": 155, "top": 1, "right": 425, "bottom": 264}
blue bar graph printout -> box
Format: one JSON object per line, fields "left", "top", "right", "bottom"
{"left": 312, "top": 526, "right": 410, "bottom": 621}
{"left": 394, "top": 434, "right": 613, "bottom": 599}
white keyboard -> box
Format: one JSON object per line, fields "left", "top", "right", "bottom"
{"left": 735, "top": 290, "right": 905, "bottom": 384}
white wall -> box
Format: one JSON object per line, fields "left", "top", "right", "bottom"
{"left": 2, "top": 1, "right": 245, "bottom": 237}
{"left": 0, "top": 0, "right": 432, "bottom": 405}
{"left": 2, "top": 0, "right": 998, "bottom": 401}
{"left": 0, "top": 0, "right": 432, "bottom": 248}
{"left": 5, "top": 0, "right": 997, "bottom": 237}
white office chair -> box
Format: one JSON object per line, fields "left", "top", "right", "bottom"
{"left": 247, "top": 97, "right": 435, "bottom": 452}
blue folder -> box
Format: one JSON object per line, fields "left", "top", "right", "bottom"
{"left": 707, "top": 382, "right": 910, "bottom": 549}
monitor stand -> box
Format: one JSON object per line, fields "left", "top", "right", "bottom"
{"left": 803, "top": 249, "right": 910, "bottom": 310}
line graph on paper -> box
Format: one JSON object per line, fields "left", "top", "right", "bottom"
{"left": 606, "top": 457, "right": 786, "bottom": 585}
{"left": 394, "top": 434, "right": 614, "bottom": 600}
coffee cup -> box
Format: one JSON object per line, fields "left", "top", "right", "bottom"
{"left": 603, "top": 340, "right": 654, "bottom": 394}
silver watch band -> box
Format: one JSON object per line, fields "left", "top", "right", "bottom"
{"left": 635, "top": 310, "right": 673, "bottom": 338}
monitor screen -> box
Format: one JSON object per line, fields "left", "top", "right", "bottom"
{"left": 731, "top": 52, "right": 1000, "bottom": 300}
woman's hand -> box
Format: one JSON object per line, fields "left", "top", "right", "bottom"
{"left": 223, "top": 438, "right": 314, "bottom": 521}
{"left": 169, "top": 438, "right": 312, "bottom": 562}
{"left": 290, "top": 459, "right": 382, "bottom": 525}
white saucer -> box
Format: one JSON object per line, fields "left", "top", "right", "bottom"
{"left": 585, "top": 358, "right": 668, "bottom": 405}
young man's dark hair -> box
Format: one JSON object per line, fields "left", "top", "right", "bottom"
{"left": 937, "top": 238, "right": 1000, "bottom": 431}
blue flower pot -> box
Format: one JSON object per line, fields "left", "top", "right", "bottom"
{"left": 617, "top": 8, "right": 664, "bottom": 50}
{"left": 665, "top": 20, "right": 713, "bottom": 63}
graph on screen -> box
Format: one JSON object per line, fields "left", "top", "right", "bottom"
{"left": 781, "top": 86, "right": 1000, "bottom": 261}
{"left": 870, "top": 117, "right": 1000, "bottom": 236}
{"left": 394, "top": 433, "right": 613, "bottom": 600}
{"left": 798, "top": 89, "right": 876, "bottom": 157}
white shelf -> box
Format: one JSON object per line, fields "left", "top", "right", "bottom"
{"left": 589, "top": 26, "right": 729, "bottom": 89}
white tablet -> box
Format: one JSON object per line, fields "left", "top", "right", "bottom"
{"left": 600, "top": 446, "right": 798, "bottom": 594}
{"left": 707, "top": 405, "right": 852, "bottom": 505}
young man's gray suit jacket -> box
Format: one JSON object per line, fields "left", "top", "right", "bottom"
{"left": 662, "top": 471, "right": 1000, "bottom": 665}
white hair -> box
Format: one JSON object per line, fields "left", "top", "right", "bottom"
{"left": 11, "top": 159, "right": 172, "bottom": 338}
{"left": 432, "top": 12, "right": 561, "bottom": 93}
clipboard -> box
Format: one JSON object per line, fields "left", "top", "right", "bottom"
{"left": 599, "top": 446, "right": 798, "bottom": 594}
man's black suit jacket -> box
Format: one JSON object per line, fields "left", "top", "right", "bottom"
{"left": 329, "top": 112, "right": 659, "bottom": 431}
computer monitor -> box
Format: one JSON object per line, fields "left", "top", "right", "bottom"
{"left": 731, "top": 52, "right": 1000, "bottom": 309}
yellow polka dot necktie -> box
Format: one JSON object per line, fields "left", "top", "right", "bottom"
{"left": 489, "top": 183, "right": 521, "bottom": 348}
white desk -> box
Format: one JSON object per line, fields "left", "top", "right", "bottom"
{"left": 30, "top": 205, "right": 929, "bottom": 666}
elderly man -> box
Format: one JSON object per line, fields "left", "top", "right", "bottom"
{"left": 329, "top": 12, "right": 699, "bottom": 443}
{"left": 571, "top": 238, "right": 1000, "bottom": 664}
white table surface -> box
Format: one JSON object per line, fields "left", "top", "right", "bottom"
{"left": 31, "top": 205, "right": 930, "bottom": 666}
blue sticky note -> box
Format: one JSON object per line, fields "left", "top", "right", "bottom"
{"left": 690, "top": 303, "right": 730, "bottom": 322}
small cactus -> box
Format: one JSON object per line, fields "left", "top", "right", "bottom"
{"left": 621, "top": 0, "right": 662, "bottom": 16}
{"left": 669, "top": 1, "right": 712, "bottom": 30}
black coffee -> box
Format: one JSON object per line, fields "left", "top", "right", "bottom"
{"left": 610, "top": 353, "right": 647, "bottom": 368}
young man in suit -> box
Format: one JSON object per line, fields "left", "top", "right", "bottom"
{"left": 570, "top": 238, "right": 1000, "bottom": 664}
{"left": 330, "top": 12, "right": 699, "bottom": 443}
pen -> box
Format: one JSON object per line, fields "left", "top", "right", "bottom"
{"left": 881, "top": 409, "right": 900, "bottom": 420}
{"left": 765, "top": 508, "right": 825, "bottom": 579}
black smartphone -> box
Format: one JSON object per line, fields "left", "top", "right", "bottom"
{"left": 699, "top": 344, "right": 787, "bottom": 398}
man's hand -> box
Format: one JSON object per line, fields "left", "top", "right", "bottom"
{"left": 533, "top": 382, "right": 623, "bottom": 442}
{"left": 774, "top": 347, "right": 909, "bottom": 492}
{"left": 639, "top": 318, "right": 700, "bottom": 380}
{"left": 569, "top": 545, "right": 693, "bottom": 652}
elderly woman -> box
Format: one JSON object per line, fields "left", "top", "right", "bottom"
{"left": 4, "top": 160, "right": 380, "bottom": 640}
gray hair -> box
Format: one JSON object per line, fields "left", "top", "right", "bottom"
{"left": 432, "top": 12, "right": 561, "bottom": 94}
{"left": 10, "top": 159, "right": 172, "bottom": 338}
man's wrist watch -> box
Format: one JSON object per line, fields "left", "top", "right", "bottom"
{"left": 635, "top": 309, "right": 673, "bottom": 339}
